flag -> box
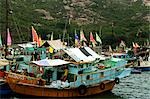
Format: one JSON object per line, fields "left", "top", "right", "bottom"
{"left": 96, "top": 33, "right": 102, "bottom": 44}
{"left": 49, "top": 47, "right": 54, "bottom": 53}
{"left": 32, "top": 26, "right": 40, "bottom": 46}
{"left": 83, "top": 42, "right": 87, "bottom": 46}
{"left": 38, "top": 36, "right": 42, "bottom": 46}
{"left": 51, "top": 32, "right": 53, "bottom": 41}
{"left": 90, "top": 32, "right": 97, "bottom": 47}
{"left": 90, "top": 32, "right": 96, "bottom": 43}
{"left": 132, "top": 42, "right": 136, "bottom": 48}
{"left": 135, "top": 43, "right": 140, "bottom": 48}
{"left": 147, "top": 39, "right": 149, "bottom": 46}
{"left": 119, "top": 40, "right": 126, "bottom": 47}
{"left": 7, "top": 28, "right": 12, "bottom": 46}
{"left": 109, "top": 45, "right": 112, "bottom": 52}
{"left": 80, "top": 30, "right": 87, "bottom": 42}
{"left": 0, "top": 34, "right": 2, "bottom": 46}
{"left": 75, "top": 32, "right": 80, "bottom": 47}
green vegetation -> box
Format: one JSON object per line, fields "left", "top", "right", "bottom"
{"left": 0, "top": 0, "right": 149, "bottom": 48}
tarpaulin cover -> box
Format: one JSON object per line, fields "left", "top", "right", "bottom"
{"left": 0, "top": 59, "right": 9, "bottom": 67}
{"left": 64, "top": 48, "right": 95, "bottom": 62}
{"left": 84, "top": 47, "right": 106, "bottom": 60}
{"left": 32, "top": 59, "right": 70, "bottom": 67}
{"left": 79, "top": 47, "right": 92, "bottom": 56}
{"left": 46, "top": 39, "right": 66, "bottom": 50}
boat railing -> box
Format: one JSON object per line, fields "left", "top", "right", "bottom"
{"left": 7, "top": 72, "right": 46, "bottom": 86}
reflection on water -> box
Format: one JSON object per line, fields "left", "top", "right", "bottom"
{"left": 1, "top": 72, "right": 150, "bottom": 99}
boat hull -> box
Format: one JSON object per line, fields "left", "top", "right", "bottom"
{"left": 7, "top": 78, "right": 115, "bottom": 97}
{"left": 132, "top": 61, "right": 150, "bottom": 71}
{"left": 0, "top": 81, "right": 12, "bottom": 95}
{"left": 133, "top": 67, "right": 150, "bottom": 71}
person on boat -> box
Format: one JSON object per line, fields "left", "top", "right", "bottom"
{"left": 21, "top": 68, "right": 28, "bottom": 76}
{"left": 0, "top": 69, "right": 5, "bottom": 78}
{"left": 36, "top": 68, "right": 43, "bottom": 79}
{"left": 61, "top": 66, "right": 69, "bottom": 82}
{"left": 36, "top": 68, "right": 45, "bottom": 86}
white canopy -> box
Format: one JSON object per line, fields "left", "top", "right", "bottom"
{"left": 46, "top": 39, "right": 66, "bottom": 51}
{"left": 18, "top": 42, "right": 36, "bottom": 48}
{"left": 64, "top": 48, "right": 95, "bottom": 62}
{"left": 0, "top": 59, "right": 9, "bottom": 67}
{"left": 84, "top": 47, "right": 106, "bottom": 60}
{"left": 32, "top": 59, "right": 70, "bottom": 67}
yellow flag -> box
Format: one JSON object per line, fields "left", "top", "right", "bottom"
{"left": 49, "top": 47, "right": 54, "bottom": 53}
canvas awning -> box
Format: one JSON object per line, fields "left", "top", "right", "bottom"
{"left": 84, "top": 47, "right": 106, "bottom": 60}
{"left": 31, "top": 59, "right": 70, "bottom": 67}
{"left": 64, "top": 48, "right": 95, "bottom": 62}
{"left": 42, "top": 39, "right": 66, "bottom": 51}
{"left": 18, "top": 42, "right": 35, "bottom": 48}
{"left": 0, "top": 59, "right": 9, "bottom": 67}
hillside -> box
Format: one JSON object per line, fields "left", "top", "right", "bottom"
{"left": 0, "top": 0, "right": 149, "bottom": 47}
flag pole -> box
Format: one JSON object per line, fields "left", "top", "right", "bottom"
{"left": 5, "top": 0, "right": 9, "bottom": 59}
{"left": 99, "top": 26, "right": 102, "bottom": 54}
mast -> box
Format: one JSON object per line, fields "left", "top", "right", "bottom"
{"left": 5, "top": 0, "right": 9, "bottom": 58}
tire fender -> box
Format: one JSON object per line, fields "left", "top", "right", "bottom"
{"left": 100, "top": 82, "right": 105, "bottom": 90}
{"left": 115, "top": 77, "right": 120, "bottom": 84}
{"left": 78, "top": 85, "right": 87, "bottom": 95}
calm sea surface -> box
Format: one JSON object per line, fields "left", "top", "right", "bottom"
{"left": 1, "top": 71, "right": 150, "bottom": 99}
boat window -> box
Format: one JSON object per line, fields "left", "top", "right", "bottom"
{"left": 100, "top": 72, "right": 104, "bottom": 78}
{"left": 122, "top": 55, "right": 126, "bottom": 58}
{"left": 78, "top": 70, "right": 83, "bottom": 74}
{"left": 80, "top": 65, "right": 83, "bottom": 68}
{"left": 118, "top": 56, "right": 121, "bottom": 58}
{"left": 113, "top": 56, "right": 116, "bottom": 58}
{"left": 67, "top": 74, "right": 77, "bottom": 82}
{"left": 86, "top": 75, "right": 90, "bottom": 80}
{"left": 16, "top": 57, "right": 24, "bottom": 61}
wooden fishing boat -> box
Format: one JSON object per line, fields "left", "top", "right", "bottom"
{"left": 6, "top": 57, "right": 129, "bottom": 97}
{"left": 0, "top": 59, "right": 12, "bottom": 95}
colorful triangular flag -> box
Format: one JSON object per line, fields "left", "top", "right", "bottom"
{"left": 38, "top": 36, "right": 42, "bottom": 47}
{"left": 96, "top": 33, "right": 102, "bottom": 44}
{"left": 0, "top": 34, "right": 2, "bottom": 47}
{"left": 119, "top": 40, "right": 126, "bottom": 47}
{"left": 49, "top": 47, "right": 54, "bottom": 53}
{"left": 135, "top": 43, "right": 140, "bottom": 48}
{"left": 80, "top": 30, "right": 87, "bottom": 42}
{"left": 109, "top": 45, "right": 113, "bottom": 52}
{"left": 132, "top": 42, "right": 136, "bottom": 48}
{"left": 90, "top": 32, "right": 97, "bottom": 47}
{"left": 7, "top": 28, "right": 12, "bottom": 46}
{"left": 75, "top": 31, "right": 80, "bottom": 47}
{"left": 147, "top": 39, "right": 149, "bottom": 46}
{"left": 90, "top": 32, "right": 96, "bottom": 42}
{"left": 51, "top": 32, "right": 53, "bottom": 41}
{"left": 31, "top": 26, "right": 40, "bottom": 46}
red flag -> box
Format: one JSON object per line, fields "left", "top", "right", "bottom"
{"left": 32, "top": 26, "right": 40, "bottom": 46}
{"left": 90, "top": 32, "right": 96, "bottom": 43}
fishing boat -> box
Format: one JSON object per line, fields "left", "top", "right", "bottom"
{"left": 132, "top": 58, "right": 150, "bottom": 71}
{"left": 0, "top": 59, "right": 12, "bottom": 95}
{"left": 6, "top": 52, "right": 130, "bottom": 97}
{"left": 111, "top": 52, "right": 137, "bottom": 67}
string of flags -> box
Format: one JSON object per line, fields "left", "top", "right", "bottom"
{"left": 75, "top": 30, "right": 102, "bottom": 47}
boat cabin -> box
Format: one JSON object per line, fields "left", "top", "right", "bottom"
{"left": 14, "top": 58, "right": 127, "bottom": 89}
